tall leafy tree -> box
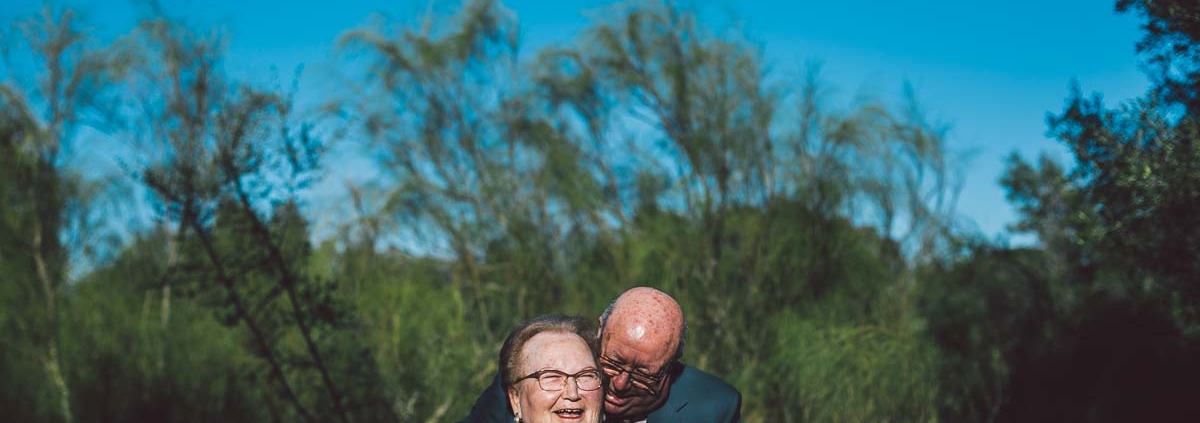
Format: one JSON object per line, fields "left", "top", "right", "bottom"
{"left": 120, "top": 12, "right": 377, "bottom": 423}
{"left": 0, "top": 6, "right": 123, "bottom": 422}
{"left": 1004, "top": 0, "right": 1200, "bottom": 332}
{"left": 1118, "top": 0, "right": 1200, "bottom": 112}
{"left": 924, "top": 1, "right": 1200, "bottom": 422}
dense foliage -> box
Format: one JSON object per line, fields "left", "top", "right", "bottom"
{"left": 1, "top": 1, "right": 1194, "bottom": 422}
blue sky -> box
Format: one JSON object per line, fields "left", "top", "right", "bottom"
{"left": 4, "top": 0, "right": 1150, "bottom": 243}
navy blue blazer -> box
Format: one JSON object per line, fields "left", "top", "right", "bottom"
{"left": 457, "top": 364, "right": 741, "bottom": 423}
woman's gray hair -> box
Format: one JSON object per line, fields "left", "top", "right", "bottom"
{"left": 498, "top": 314, "right": 597, "bottom": 393}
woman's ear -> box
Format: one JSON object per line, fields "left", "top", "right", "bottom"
{"left": 507, "top": 387, "right": 521, "bottom": 421}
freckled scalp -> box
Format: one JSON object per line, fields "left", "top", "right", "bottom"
{"left": 607, "top": 287, "right": 684, "bottom": 353}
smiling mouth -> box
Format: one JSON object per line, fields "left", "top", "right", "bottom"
{"left": 605, "top": 393, "right": 630, "bottom": 406}
{"left": 553, "top": 408, "right": 584, "bottom": 419}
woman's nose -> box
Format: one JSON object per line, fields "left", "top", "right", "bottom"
{"left": 562, "top": 377, "right": 582, "bottom": 400}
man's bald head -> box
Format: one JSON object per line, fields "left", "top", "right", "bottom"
{"left": 599, "top": 287, "right": 686, "bottom": 360}
{"left": 595, "top": 287, "right": 687, "bottom": 419}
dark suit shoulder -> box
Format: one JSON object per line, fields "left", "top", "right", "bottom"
{"left": 653, "top": 364, "right": 741, "bottom": 423}
{"left": 457, "top": 373, "right": 513, "bottom": 423}
{"left": 673, "top": 365, "right": 740, "bottom": 403}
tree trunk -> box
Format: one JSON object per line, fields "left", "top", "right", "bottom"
{"left": 43, "top": 342, "right": 72, "bottom": 423}
{"left": 33, "top": 210, "right": 72, "bottom": 423}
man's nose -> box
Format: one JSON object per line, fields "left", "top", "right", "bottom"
{"left": 607, "top": 371, "right": 632, "bottom": 392}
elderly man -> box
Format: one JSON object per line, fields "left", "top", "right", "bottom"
{"left": 458, "top": 287, "right": 741, "bottom": 423}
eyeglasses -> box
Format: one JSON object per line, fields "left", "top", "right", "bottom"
{"left": 598, "top": 355, "right": 672, "bottom": 395}
{"left": 514, "top": 369, "right": 603, "bottom": 392}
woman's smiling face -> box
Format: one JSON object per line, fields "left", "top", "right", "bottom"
{"left": 506, "top": 331, "right": 603, "bottom": 423}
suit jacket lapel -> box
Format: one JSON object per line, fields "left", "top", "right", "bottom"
{"left": 646, "top": 365, "right": 690, "bottom": 423}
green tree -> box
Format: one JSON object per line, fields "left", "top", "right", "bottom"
{"left": 120, "top": 12, "right": 381, "bottom": 423}
{"left": 921, "top": 1, "right": 1200, "bottom": 422}
{"left": 0, "top": 6, "right": 123, "bottom": 422}
{"left": 59, "top": 227, "right": 270, "bottom": 423}
{"left": 339, "top": 0, "right": 564, "bottom": 336}
{"left": 1004, "top": 0, "right": 1200, "bottom": 332}
{"left": 1117, "top": 0, "right": 1200, "bottom": 112}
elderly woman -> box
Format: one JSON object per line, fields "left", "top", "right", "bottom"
{"left": 499, "top": 315, "right": 604, "bottom": 423}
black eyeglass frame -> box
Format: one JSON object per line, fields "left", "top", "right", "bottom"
{"left": 598, "top": 355, "right": 674, "bottom": 396}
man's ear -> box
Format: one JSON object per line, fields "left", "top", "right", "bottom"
{"left": 595, "top": 317, "right": 603, "bottom": 339}
{"left": 507, "top": 387, "right": 521, "bottom": 421}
